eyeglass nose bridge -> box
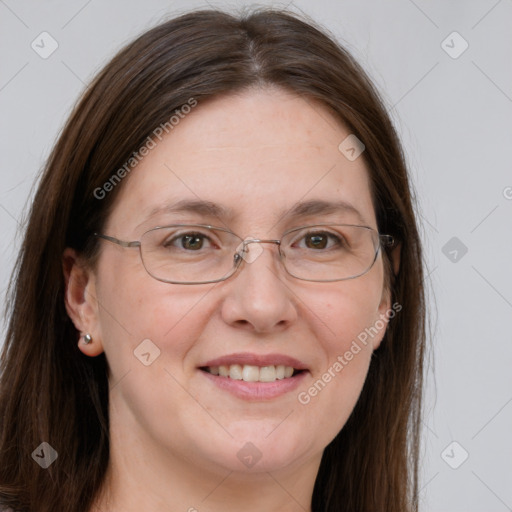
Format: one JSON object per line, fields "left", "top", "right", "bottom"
{"left": 235, "top": 238, "right": 282, "bottom": 265}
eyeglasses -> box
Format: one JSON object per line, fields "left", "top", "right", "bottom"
{"left": 94, "top": 223, "right": 395, "bottom": 285}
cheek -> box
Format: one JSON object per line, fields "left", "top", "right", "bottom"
{"left": 94, "top": 260, "right": 219, "bottom": 447}
{"left": 306, "top": 264, "right": 386, "bottom": 353}
{"left": 293, "top": 271, "right": 386, "bottom": 439}
{"left": 95, "top": 252, "right": 214, "bottom": 375}
{"left": 304, "top": 281, "right": 380, "bottom": 390}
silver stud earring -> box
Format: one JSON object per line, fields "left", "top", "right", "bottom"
{"left": 82, "top": 333, "right": 93, "bottom": 345}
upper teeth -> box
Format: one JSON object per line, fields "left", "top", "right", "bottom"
{"left": 206, "top": 364, "right": 295, "bottom": 382}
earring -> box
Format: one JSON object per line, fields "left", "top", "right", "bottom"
{"left": 81, "top": 333, "right": 93, "bottom": 345}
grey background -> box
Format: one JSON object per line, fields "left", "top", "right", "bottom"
{"left": 1, "top": 0, "right": 511, "bottom": 510}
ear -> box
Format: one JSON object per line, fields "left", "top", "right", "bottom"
{"left": 374, "top": 240, "right": 402, "bottom": 350}
{"left": 63, "top": 247, "right": 104, "bottom": 357}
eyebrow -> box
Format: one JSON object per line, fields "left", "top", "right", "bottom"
{"left": 141, "top": 198, "right": 368, "bottom": 226}
{"left": 286, "top": 199, "right": 368, "bottom": 225}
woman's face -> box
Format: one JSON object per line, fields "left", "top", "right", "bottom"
{"left": 83, "top": 87, "right": 392, "bottom": 476}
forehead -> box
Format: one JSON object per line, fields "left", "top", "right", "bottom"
{"left": 106, "top": 87, "right": 377, "bottom": 235}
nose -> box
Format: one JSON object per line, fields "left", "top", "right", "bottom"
{"left": 220, "top": 240, "right": 298, "bottom": 334}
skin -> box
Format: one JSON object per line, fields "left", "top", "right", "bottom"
{"left": 64, "top": 86, "right": 398, "bottom": 512}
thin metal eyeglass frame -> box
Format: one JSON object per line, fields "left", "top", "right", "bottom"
{"left": 94, "top": 223, "right": 395, "bottom": 285}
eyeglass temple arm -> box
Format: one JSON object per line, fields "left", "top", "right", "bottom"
{"left": 380, "top": 234, "right": 395, "bottom": 247}
{"left": 94, "top": 233, "right": 141, "bottom": 248}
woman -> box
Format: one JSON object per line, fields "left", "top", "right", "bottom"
{"left": 0, "top": 8, "right": 426, "bottom": 512}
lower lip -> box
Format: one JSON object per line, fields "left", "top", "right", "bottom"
{"left": 199, "top": 369, "right": 308, "bottom": 400}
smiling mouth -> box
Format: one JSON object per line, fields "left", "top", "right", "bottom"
{"left": 200, "top": 364, "right": 305, "bottom": 383}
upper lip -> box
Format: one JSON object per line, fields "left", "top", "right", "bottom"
{"left": 200, "top": 352, "right": 309, "bottom": 370}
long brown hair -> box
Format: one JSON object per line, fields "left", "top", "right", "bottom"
{"left": 0, "top": 8, "right": 426, "bottom": 512}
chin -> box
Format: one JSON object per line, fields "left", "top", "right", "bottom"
{"left": 194, "top": 423, "right": 312, "bottom": 474}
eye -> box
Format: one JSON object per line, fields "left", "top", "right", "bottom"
{"left": 295, "top": 230, "right": 344, "bottom": 250}
{"left": 164, "top": 232, "right": 213, "bottom": 251}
